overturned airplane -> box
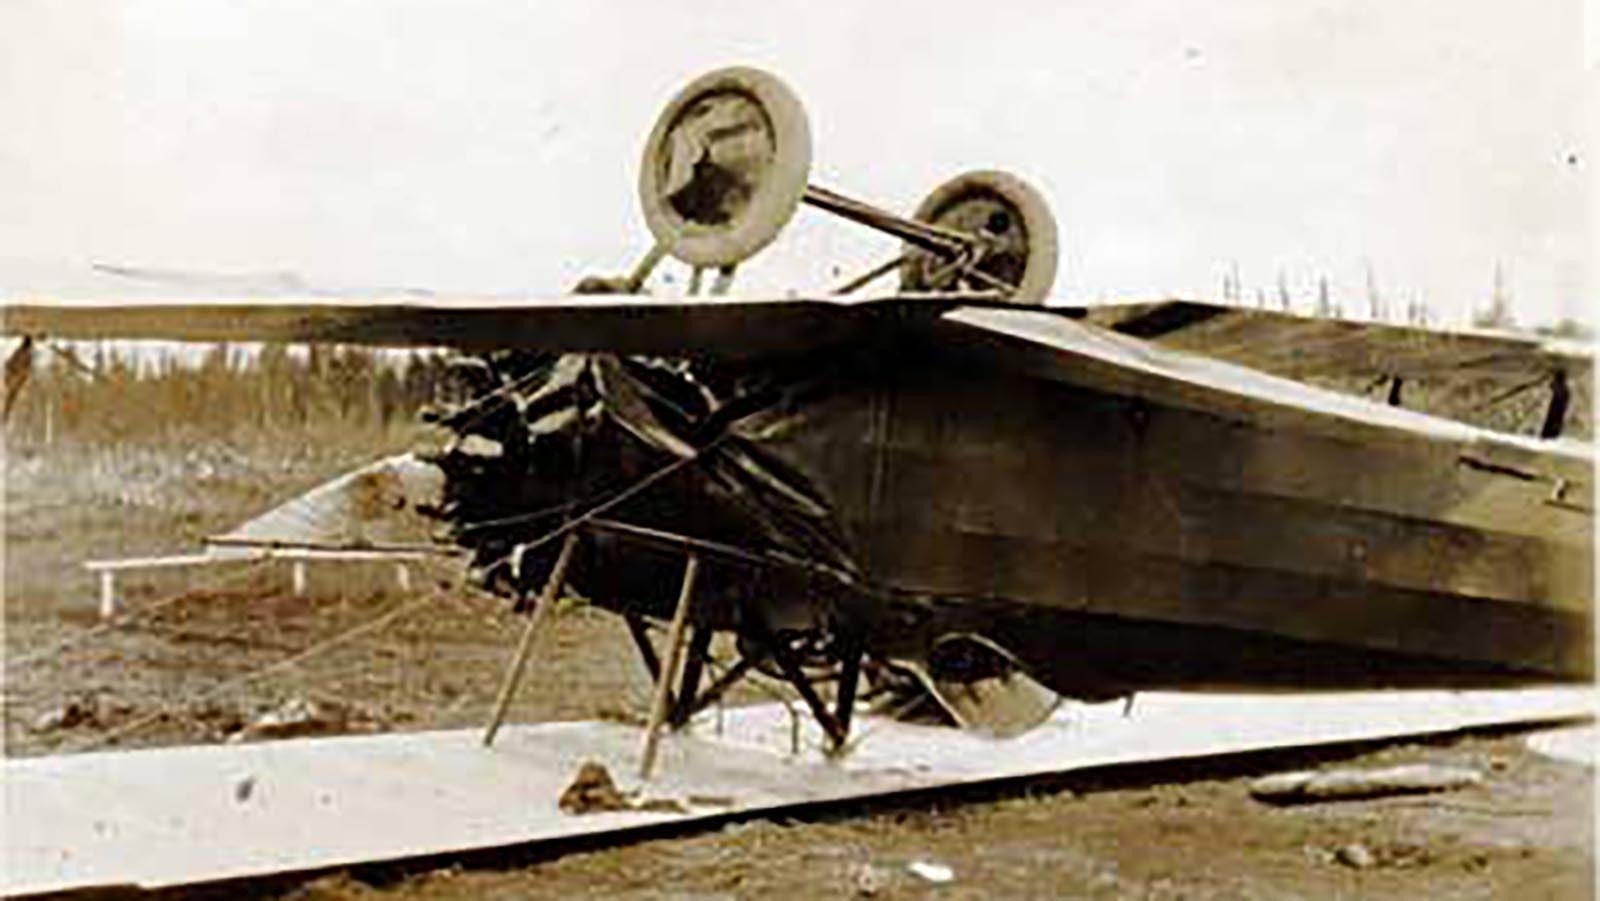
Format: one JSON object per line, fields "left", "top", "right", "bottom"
{"left": 4, "top": 67, "right": 1592, "bottom": 757}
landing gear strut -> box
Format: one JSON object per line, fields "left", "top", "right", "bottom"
{"left": 622, "top": 66, "right": 1058, "bottom": 304}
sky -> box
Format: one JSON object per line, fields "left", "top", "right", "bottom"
{"left": 0, "top": 0, "right": 1591, "bottom": 327}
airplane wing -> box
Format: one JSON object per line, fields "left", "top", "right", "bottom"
{"left": 1076, "top": 299, "right": 1592, "bottom": 440}
{"left": 0, "top": 294, "right": 980, "bottom": 360}
{"left": 1080, "top": 299, "right": 1591, "bottom": 380}
{"left": 12, "top": 292, "right": 1583, "bottom": 372}
{"left": 5, "top": 292, "right": 1590, "bottom": 452}
{"left": 935, "top": 305, "right": 1593, "bottom": 484}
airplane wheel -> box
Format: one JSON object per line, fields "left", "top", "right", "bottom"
{"left": 638, "top": 66, "right": 812, "bottom": 268}
{"left": 900, "top": 170, "right": 1058, "bottom": 304}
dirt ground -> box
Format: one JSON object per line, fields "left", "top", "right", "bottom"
{"left": 3, "top": 434, "right": 1594, "bottom": 899}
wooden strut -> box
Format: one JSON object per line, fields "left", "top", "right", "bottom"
{"left": 481, "top": 531, "right": 579, "bottom": 748}
{"left": 638, "top": 553, "right": 701, "bottom": 780}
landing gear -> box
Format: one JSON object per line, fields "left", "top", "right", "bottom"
{"left": 480, "top": 516, "right": 872, "bottom": 773}
{"left": 899, "top": 170, "right": 1059, "bottom": 304}
{"left": 477, "top": 521, "right": 1061, "bottom": 776}
{"left": 622, "top": 66, "right": 1060, "bottom": 304}
{"left": 639, "top": 66, "right": 813, "bottom": 271}
{"left": 631, "top": 613, "right": 866, "bottom": 756}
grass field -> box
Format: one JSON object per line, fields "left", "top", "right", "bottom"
{"left": 1, "top": 418, "right": 675, "bottom": 754}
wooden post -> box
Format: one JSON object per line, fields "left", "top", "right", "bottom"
{"left": 394, "top": 562, "right": 412, "bottom": 593}
{"left": 98, "top": 571, "right": 117, "bottom": 620}
{"left": 482, "top": 532, "right": 579, "bottom": 748}
{"left": 291, "top": 561, "right": 308, "bottom": 597}
{"left": 638, "top": 553, "right": 700, "bottom": 780}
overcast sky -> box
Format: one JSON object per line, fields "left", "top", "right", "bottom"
{"left": 1, "top": 0, "right": 1591, "bottom": 326}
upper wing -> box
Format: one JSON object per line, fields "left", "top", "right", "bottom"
{"left": 0, "top": 294, "right": 974, "bottom": 360}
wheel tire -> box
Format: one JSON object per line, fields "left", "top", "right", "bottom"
{"left": 899, "top": 170, "right": 1059, "bottom": 304}
{"left": 638, "top": 67, "right": 812, "bottom": 269}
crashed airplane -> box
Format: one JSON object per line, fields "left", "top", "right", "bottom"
{"left": 4, "top": 67, "right": 1592, "bottom": 754}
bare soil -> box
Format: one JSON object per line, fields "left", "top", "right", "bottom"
{"left": 3, "top": 434, "right": 1592, "bottom": 899}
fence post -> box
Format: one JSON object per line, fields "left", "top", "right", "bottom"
{"left": 98, "top": 570, "right": 118, "bottom": 620}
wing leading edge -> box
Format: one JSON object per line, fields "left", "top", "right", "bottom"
{"left": 0, "top": 294, "right": 979, "bottom": 360}
{"left": 6, "top": 293, "right": 1590, "bottom": 466}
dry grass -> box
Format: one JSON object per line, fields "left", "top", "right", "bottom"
{"left": 0, "top": 413, "right": 759, "bottom": 758}
{"left": 3, "top": 425, "right": 419, "bottom": 617}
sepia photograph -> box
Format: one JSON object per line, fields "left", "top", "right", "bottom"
{"left": 2, "top": 1, "right": 1594, "bottom": 897}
